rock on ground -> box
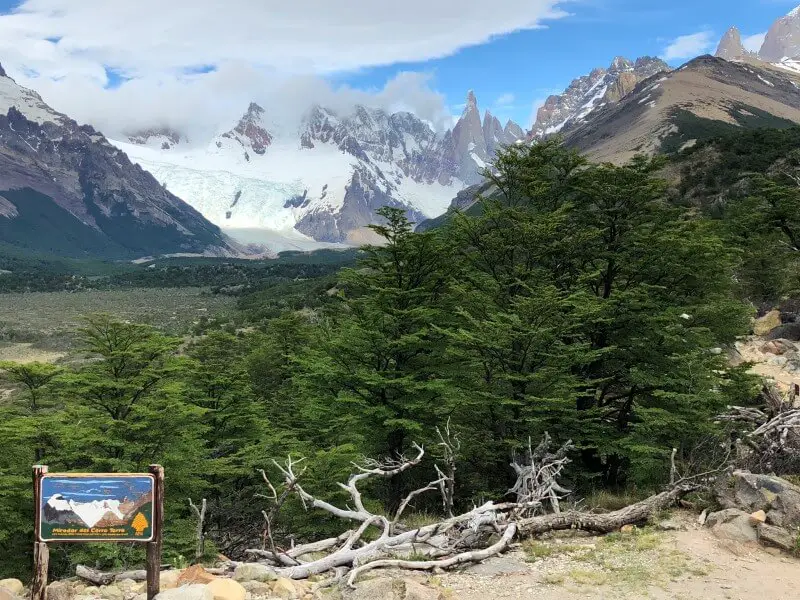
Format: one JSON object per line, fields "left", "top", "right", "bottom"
{"left": 349, "top": 578, "right": 446, "bottom": 600}
{"left": 757, "top": 523, "right": 798, "bottom": 552}
{"left": 0, "top": 582, "right": 22, "bottom": 596}
{"left": 232, "top": 564, "right": 277, "bottom": 583}
{"left": 206, "top": 579, "right": 245, "bottom": 600}
{"left": 178, "top": 567, "right": 217, "bottom": 586}
{"left": 154, "top": 584, "right": 213, "bottom": 600}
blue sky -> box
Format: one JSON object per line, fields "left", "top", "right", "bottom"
{"left": 0, "top": 0, "right": 795, "bottom": 135}
{"left": 335, "top": 0, "right": 800, "bottom": 126}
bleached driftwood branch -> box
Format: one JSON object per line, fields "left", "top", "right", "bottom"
{"left": 243, "top": 431, "right": 698, "bottom": 587}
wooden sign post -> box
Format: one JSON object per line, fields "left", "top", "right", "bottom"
{"left": 32, "top": 465, "right": 164, "bottom": 600}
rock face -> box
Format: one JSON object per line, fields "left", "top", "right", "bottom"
{"left": 0, "top": 65, "right": 237, "bottom": 259}
{"left": 529, "top": 56, "right": 669, "bottom": 139}
{"left": 118, "top": 92, "right": 524, "bottom": 244}
{"left": 220, "top": 102, "right": 273, "bottom": 157}
{"left": 126, "top": 127, "right": 185, "bottom": 150}
{"left": 716, "top": 27, "right": 749, "bottom": 61}
{"left": 760, "top": 6, "right": 800, "bottom": 62}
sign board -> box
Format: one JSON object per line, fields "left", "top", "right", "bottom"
{"left": 38, "top": 473, "right": 155, "bottom": 542}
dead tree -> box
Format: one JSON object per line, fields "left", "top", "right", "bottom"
{"left": 244, "top": 434, "right": 698, "bottom": 586}
{"left": 188, "top": 498, "right": 207, "bottom": 561}
{"left": 435, "top": 418, "right": 460, "bottom": 518}
{"left": 508, "top": 433, "right": 573, "bottom": 516}
{"left": 718, "top": 383, "right": 800, "bottom": 474}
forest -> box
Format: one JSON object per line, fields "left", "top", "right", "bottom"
{"left": 2, "top": 131, "right": 800, "bottom": 578}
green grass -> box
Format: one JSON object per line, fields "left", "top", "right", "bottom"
{"left": 0, "top": 287, "right": 236, "bottom": 351}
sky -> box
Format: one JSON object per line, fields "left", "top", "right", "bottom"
{"left": 0, "top": 0, "right": 795, "bottom": 141}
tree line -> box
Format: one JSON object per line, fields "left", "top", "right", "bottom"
{"left": 5, "top": 135, "right": 800, "bottom": 578}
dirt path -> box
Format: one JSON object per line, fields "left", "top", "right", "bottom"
{"left": 433, "top": 512, "right": 800, "bottom": 600}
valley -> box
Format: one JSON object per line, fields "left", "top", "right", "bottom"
{"left": 4, "top": 2, "right": 800, "bottom": 598}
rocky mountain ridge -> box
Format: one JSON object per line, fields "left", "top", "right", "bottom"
{"left": 0, "top": 64, "right": 239, "bottom": 259}
{"left": 529, "top": 56, "right": 670, "bottom": 139}
{"left": 116, "top": 92, "right": 524, "bottom": 245}
{"left": 717, "top": 5, "right": 800, "bottom": 73}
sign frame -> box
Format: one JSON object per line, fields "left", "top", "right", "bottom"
{"left": 32, "top": 465, "right": 164, "bottom": 600}
{"left": 37, "top": 472, "right": 156, "bottom": 543}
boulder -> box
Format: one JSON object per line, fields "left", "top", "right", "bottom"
{"left": 750, "top": 510, "right": 767, "bottom": 524}
{"left": 706, "top": 509, "right": 758, "bottom": 543}
{"left": 0, "top": 589, "right": 22, "bottom": 600}
{"left": 779, "top": 298, "right": 800, "bottom": 323}
{"left": 159, "top": 571, "right": 183, "bottom": 591}
{"left": 47, "top": 581, "right": 78, "bottom": 600}
{"left": 154, "top": 584, "right": 213, "bottom": 600}
{"left": 755, "top": 310, "right": 782, "bottom": 335}
{"left": 0, "top": 582, "right": 22, "bottom": 596}
{"left": 97, "top": 585, "right": 124, "bottom": 600}
{"left": 232, "top": 564, "right": 277, "bottom": 583}
{"left": 760, "top": 339, "right": 796, "bottom": 355}
{"left": 766, "top": 323, "right": 800, "bottom": 341}
{"left": 177, "top": 566, "right": 216, "bottom": 586}
{"left": 350, "top": 578, "right": 446, "bottom": 600}
{"left": 238, "top": 581, "right": 272, "bottom": 596}
{"left": 705, "top": 508, "right": 749, "bottom": 528}
{"left": 757, "top": 523, "right": 797, "bottom": 552}
{"left": 206, "top": 579, "right": 245, "bottom": 600}
{"left": 271, "top": 578, "right": 302, "bottom": 599}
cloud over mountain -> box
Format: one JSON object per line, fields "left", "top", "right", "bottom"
{"left": 0, "top": 0, "right": 567, "bottom": 137}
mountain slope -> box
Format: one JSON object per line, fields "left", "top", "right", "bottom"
{"left": 114, "top": 93, "right": 524, "bottom": 244}
{"left": 561, "top": 55, "right": 800, "bottom": 164}
{"left": 529, "top": 56, "right": 669, "bottom": 139}
{"left": 0, "top": 66, "right": 238, "bottom": 259}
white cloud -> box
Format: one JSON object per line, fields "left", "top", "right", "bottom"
{"left": 495, "top": 93, "right": 516, "bottom": 106}
{"left": 661, "top": 31, "right": 716, "bottom": 62}
{"left": 742, "top": 32, "right": 767, "bottom": 54}
{"left": 0, "top": 0, "right": 568, "bottom": 138}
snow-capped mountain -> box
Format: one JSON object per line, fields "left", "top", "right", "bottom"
{"left": 717, "top": 5, "right": 800, "bottom": 74}
{"left": 529, "top": 56, "right": 670, "bottom": 139}
{"left": 0, "top": 63, "right": 238, "bottom": 259}
{"left": 113, "top": 92, "right": 524, "bottom": 244}
{"left": 46, "top": 494, "right": 124, "bottom": 528}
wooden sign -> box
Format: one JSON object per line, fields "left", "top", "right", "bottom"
{"left": 38, "top": 473, "right": 155, "bottom": 542}
{"left": 32, "top": 465, "right": 164, "bottom": 600}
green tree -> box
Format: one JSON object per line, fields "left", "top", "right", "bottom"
{"left": 296, "top": 207, "right": 454, "bottom": 508}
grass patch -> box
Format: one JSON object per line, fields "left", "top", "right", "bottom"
{"left": 568, "top": 569, "right": 609, "bottom": 585}
{"left": 402, "top": 511, "right": 443, "bottom": 530}
{"left": 584, "top": 490, "right": 649, "bottom": 512}
{"left": 541, "top": 573, "right": 565, "bottom": 585}
{"left": 523, "top": 539, "right": 589, "bottom": 562}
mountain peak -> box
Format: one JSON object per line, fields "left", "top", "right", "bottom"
{"left": 246, "top": 102, "right": 265, "bottom": 116}
{"left": 716, "top": 26, "right": 748, "bottom": 60}
{"left": 760, "top": 6, "right": 800, "bottom": 61}
{"left": 609, "top": 56, "right": 634, "bottom": 72}
{"left": 466, "top": 90, "right": 478, "bottom": 109}
{"left": 0, "top": 63, "right": 6, "bottom": 78}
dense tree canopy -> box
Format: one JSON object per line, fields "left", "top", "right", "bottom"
{"left": 0, "top": 138, "right": 767, "bottom": 579}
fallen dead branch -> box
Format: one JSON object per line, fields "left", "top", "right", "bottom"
{"left": 243, "top": 432, "right": 701, "bottom": 586}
